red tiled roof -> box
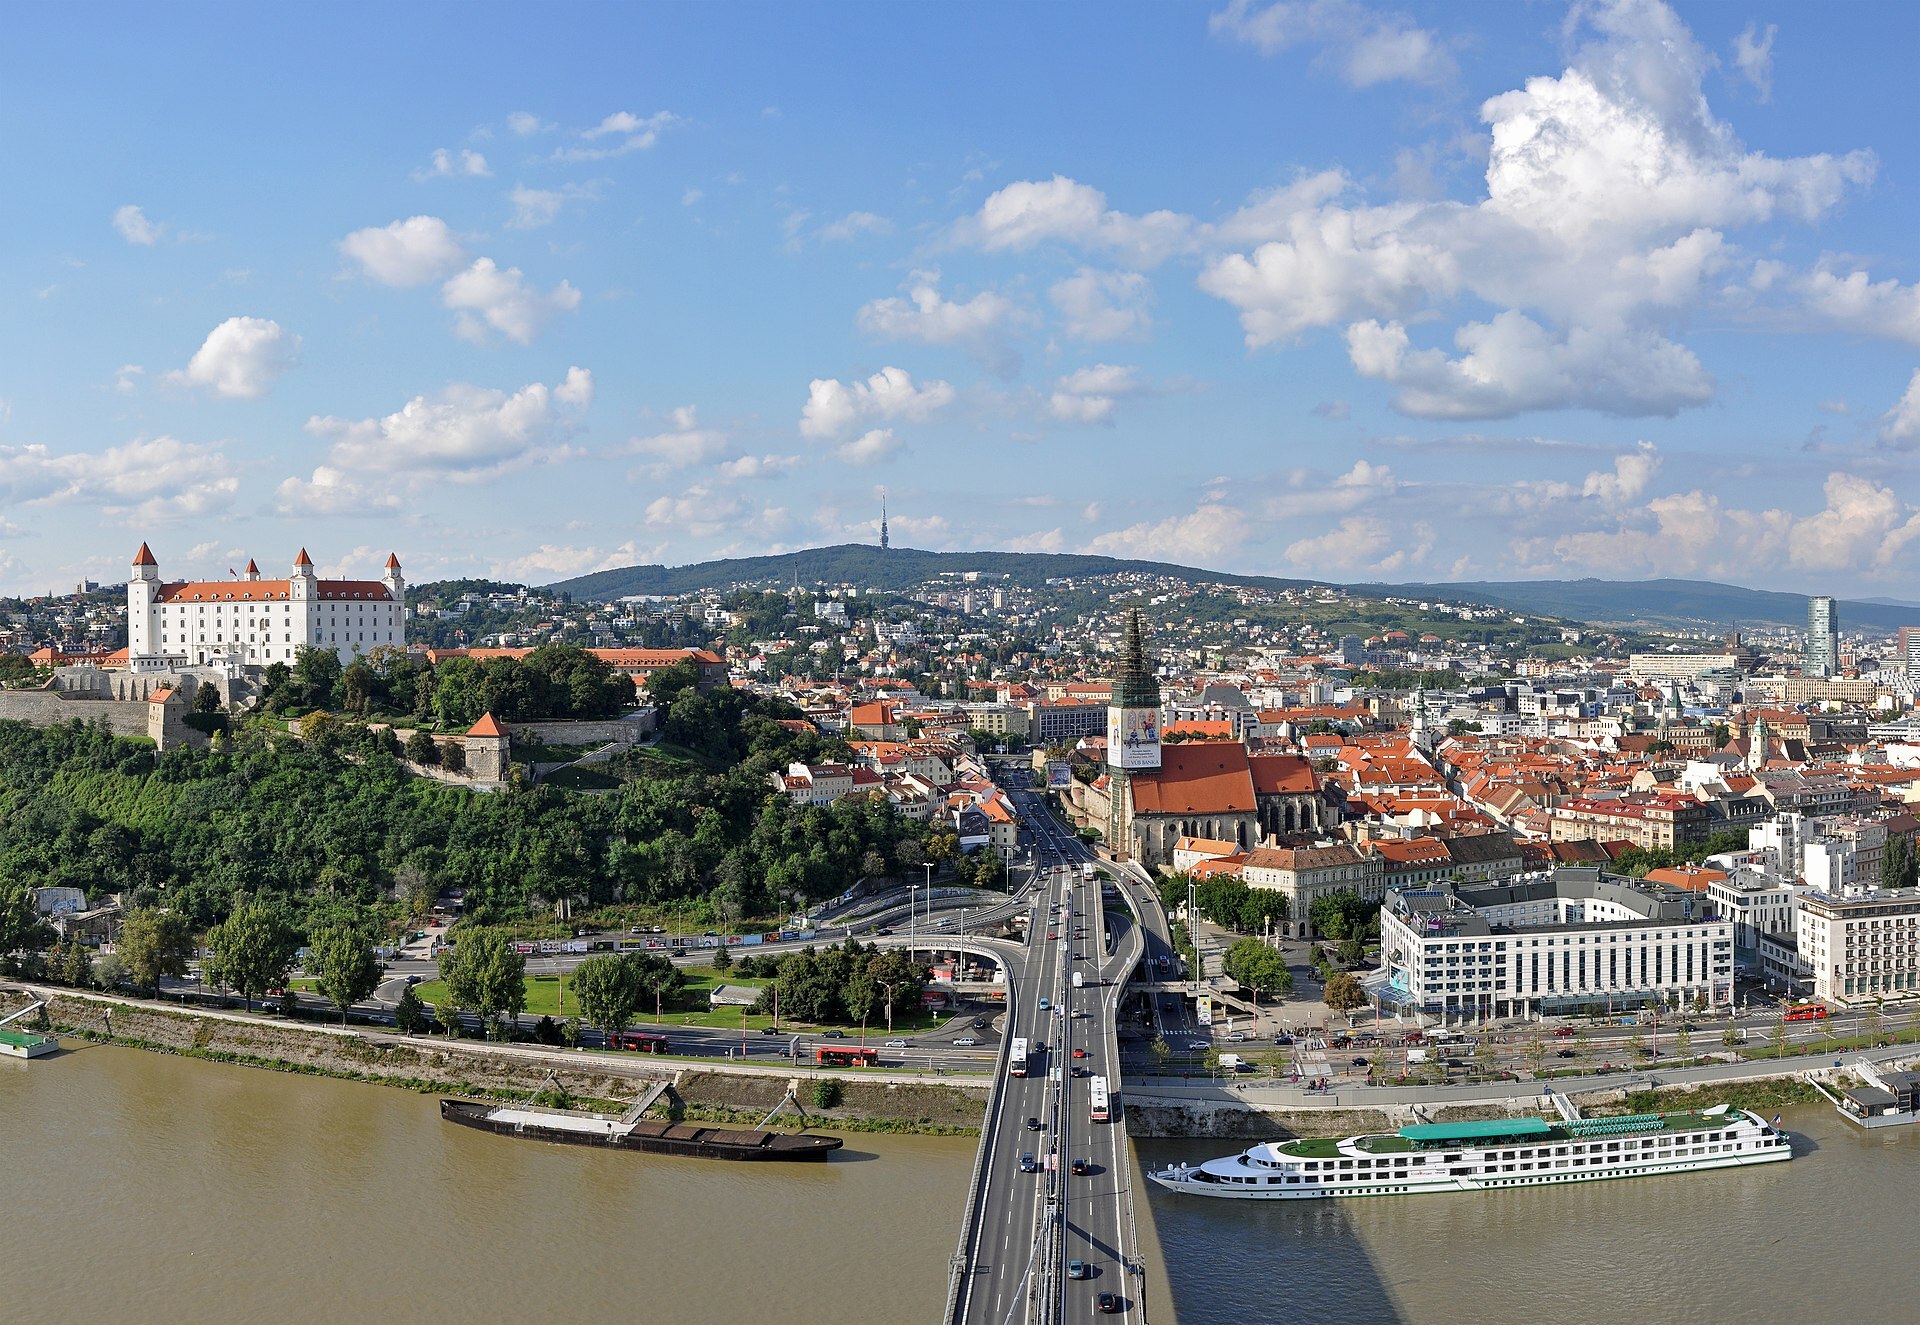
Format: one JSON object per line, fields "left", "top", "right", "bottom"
{"left": 132, "top": 542, "right": 157, "bottom": 566}
{"left": 1129, "top": 743, "right": 1256, "bottom": 815}
{"left": 1249, "top": 753, "right": 1318, "bottom": 795}
{"left": 152, "top": 579, "right": 393, "bottom": 603}
{"left": 466, "top": 713, "right": 506, "bottom": 738}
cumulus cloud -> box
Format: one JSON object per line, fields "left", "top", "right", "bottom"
{"left": 1048, "top": 364, "right": 1145, "bottom": 425}
{"left": 716, "top": 453, "right": 803, "bottom": 480}
{"left": 113, "top": 204, "right": 161, "bottom": 245}
{"left": 1285, "top": 514, "right": 1433, "bottom": 573}
{"left": 953, "top": 175, "right": 1195, "bottom": 267}
{"left": 0, "top": 436, "right": 237, "bottom": 522}
{"left": 835, "top": 428, "right": 901, "bottom": 466}
{"left": 799, "top": 366, "right": 955, "bottom": 439}
{"left": 819, "top": 211, "right": 893, "bottom": 242}
{"left": 167, "top": 316, "right": 299, "bottom": 399}
{"left": 339, "top": 216, "right": 466, "bottom": 286}
{"left": 507, "top": 183, "right": 597, "bottom": 229}
{"left": 299, "top": 367, "right": 592, "bottom": 489}
{"left": 1879, "top": 370, "right": 1920, "bottom": 448}
{"left": 273, "top": 465, "right": 402, "bottom": 516}
{"left": 1085, "top": 502, "right": 1247, "bottom": 565}
{"left": 1050, "top": 268, "right": 1154, "bottom": 341}
{"left": 554, "top": 110, "right": 679, "bottom": 161}
{"left": 628, "top": 405, "right": 737, "bottom": 471}
{"left": 507, "top": 111, "right": 554, "bottom": 138}
{"left": 1209, "top": 0, "right": 1456, "bottom": 88}
{"left": 857, "top": 274, "right": 1022, "bottom": 373}
{"left": 442, "top": 258, "right": 582, "bottom": 345}
{"left": 413, "top": 148, "right": 491, "bottom": 180}
{"left": 492, "top": 541, "right": 659, "bottom": 583}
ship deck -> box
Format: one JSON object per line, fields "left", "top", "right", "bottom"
{"left": 1275, "top": 1110, "right": 1735, "bottom": 1160}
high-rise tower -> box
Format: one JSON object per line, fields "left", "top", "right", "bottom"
{"left": 880, "top": 492, "right": 890, "bottom": 551}
{"left": 1105, "top": 609, "right": 1161, "bottom": 853}
{"left": 1806, "top": 595, "right": 1839, "bottom": 678}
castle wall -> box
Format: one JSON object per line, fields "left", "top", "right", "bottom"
{"left": 0, "top": 690, "right": 155, "bottom": 739}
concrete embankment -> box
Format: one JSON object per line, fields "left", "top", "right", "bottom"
{"left": 0, "top": 985, "right": 988, "bottom": 1135}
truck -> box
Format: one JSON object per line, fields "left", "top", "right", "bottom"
{"left": 1080, "top": 863, "right": 1095, "bottom": 880}
{"left": 1218, "top": 1053, "right": 1244, "bottom": 1071}
{"left": 1072, "top": 971, "right": 1085, "bottom": 989}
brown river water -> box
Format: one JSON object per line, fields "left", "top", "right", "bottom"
{"left": 7, "top": 1043, "right": 1914, "bottom": 1325}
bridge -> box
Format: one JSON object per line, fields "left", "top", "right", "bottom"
{"left": 941, "top": 787, "right": 1193, "bottom": 1325}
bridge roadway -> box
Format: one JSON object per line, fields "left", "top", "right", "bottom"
{"left": 946, "top": 789, "right": 1167, "bottom": 1325}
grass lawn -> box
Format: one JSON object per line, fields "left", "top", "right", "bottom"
{"left": 540, "top": 765, "right": 621, "bottom": 790}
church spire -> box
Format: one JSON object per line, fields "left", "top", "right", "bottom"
{"left": 1114, "top": 608, "right": 1159, "bottom": 710}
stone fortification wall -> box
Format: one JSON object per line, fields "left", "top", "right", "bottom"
{"left": 508, "top": 713, "right": 656, "bottom": 746}
{"left": 0, "top": 690, "right": 152, "bottom": 738}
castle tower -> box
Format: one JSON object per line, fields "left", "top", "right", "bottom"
{"left": 383, "top": 552, "right": 405, "bottom": 602}
{"left": 291, "top": 547, "right": 316, "bottom": 602}
{"left": 128, "top": 543, "right": 160, "bottom": 660}
{"left": 244, "top": 559, "right": 260, "bottom": 582}
{"left": 1105, "top": 608, "right": 1161, "bottom": 855}
{"left": 465, "top": 712, "right": 509, "bottom": 782}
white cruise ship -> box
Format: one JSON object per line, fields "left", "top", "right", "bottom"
{"left": 1150, "top": 1104, "right": 1790, "bottom": 1200}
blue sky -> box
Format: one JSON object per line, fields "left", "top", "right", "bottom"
{"left": 5, "top": 0, "right": 1920, "bottom": 596}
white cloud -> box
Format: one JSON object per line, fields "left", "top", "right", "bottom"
{"left": 492, "top": 541, "right": 658, "bottom": 583}
{"left": 819, "top": 211, "right": 893, "bottom": 242}
{"left": 1085, "top": 502, "right": 1247, "bottom": 565}
{"left": 1210, "top": 0, "right": 1456, "bottom": 88}
{"left": 954, "top": 175, "right": 1195, "bottom": 267}
{"left": 113, "top": 364, "right": 145, "bottom": 394}
{"left": 1732, "top": 22, "right": 1777, "bottom": 101}
{"left": 1284, "top": 514, "right": 1433, "bottom": 573}
{"left": 554, "top": 110, "right": 679, "bottom": 161}
{"left": 1344, "top": 314, "right": 1713, "bottom": 419}
{"left": 1580, "top": 441, "right": 1660, "bottom": 504}
{"left": 301, "top": 367, "right": 592, "bottom": 488}
{"left": 441, "top": 258, "right": 582, "bottom": 345}
{"left": 507, "top": 111, "right": 554, "bottom": 138}
{"left": 0, "top": 435, "right": 237, "bottom": 522}
{"left": 644, "top": 484, "right": 745, "bottom": 536}
{"left": 113, "top": 204, "right": 161, "bottom": 245}
{"left": 1048, "top": 364, "right": 1146, "bottom": 425}
{"left": 857, "top": 274, "right": 1022, "bottom": 372}
{"left": 273, "top": 465, "right": 402, "bottom": 516}
{"left": 836, "top": 428, "right": 901, "bottom": 466}
{"left": 1005, "top": 527, "right": 1067, "bottom": 553}
{"left": 414, "top": 148, "right": 491, "bottom": 180}
{"left": 716, "top": 453, "right": 802, "bottom": 480}
{"left": 628, "top": 405, "right": 737, "bottom": 471}
{"left": 1880, "top": 370, "right": 1920, "bottom": 448}
{"left": 1050, "top": 268, "right": 1154, "bottom": 341}
{"left": 507, "top": 183, "right": 598, "bottom": 229}
{"left": 167, "top": 316, "right": 299, "bottom": 399}
{"left": 339, "top": 216, "right": 466, "bottom": 287}
{"left": 799, "top": 366, "right": 956, "bottom": 439}
{"left": 682, "top": 187, "right": 704, "bottom": 207}
{"left": 1794, "top": 266, "right": 1920, "bottom": 346}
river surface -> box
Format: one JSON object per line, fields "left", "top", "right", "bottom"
{"left": 1141, "top": 1104, "right": 1920, "bottom": 1325}
{"left": 0, "top": 1043, "right": 975, "bottom": 1325}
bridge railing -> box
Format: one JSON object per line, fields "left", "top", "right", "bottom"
{"left": 941, "top": 966, "right": 1017, "bottom": 1325}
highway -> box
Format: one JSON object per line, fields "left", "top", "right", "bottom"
{"left": 948, "top": 781, "right": 1160, "bottom": 1325}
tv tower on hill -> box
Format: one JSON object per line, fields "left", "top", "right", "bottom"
{"left": 879, "top": 490, "right": 890, "bottom": 550}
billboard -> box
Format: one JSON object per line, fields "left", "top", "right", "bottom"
{"left": 1107, "top": 706, "right": 1161, "bottom": 770}
{"left": 1196, "top": 995, "right": 1213, "bottom": 1027}
{"left": 1046, "top": 759, "right": 1073, "bottom": 789}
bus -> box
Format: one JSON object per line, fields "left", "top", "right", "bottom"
{"left": 609, "top": 1030, "right": 671, "bottom": 1054}
{"left": 1009, "top": 1037, "right": 1030, "bottom": 1077}
{"left": 816, "top": 1045, "right": 880, "bottom": 1067}
{"left": 1089, "top": 1075, "right": 1111, "bottom": 1124}
{"left": 1784, "top": 1003, "right": 1828, "bottom": 1022}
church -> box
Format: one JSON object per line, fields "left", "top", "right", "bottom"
{"left": 1077, "top": 610, "right": 1333, "bottom": 871}
{"left": 126, "top": 543, "right": 407, "bottom": 671}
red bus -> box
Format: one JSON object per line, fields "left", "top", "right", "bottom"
{"left": 1783, "top": 1003, "right": 1828, "bottom": 1023}
{"left": 609, "top": 1030, "right": 672, "bottom": 1053}
{"left": 816, "top": 1045, "right": 880, "bottom": 1067}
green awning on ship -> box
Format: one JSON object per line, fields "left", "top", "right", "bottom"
{"left": 1397, "top": 1118, "right": 1554, "bottom": 1144}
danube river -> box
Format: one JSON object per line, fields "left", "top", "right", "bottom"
{"left": 0, "top": 1044, "right": 977, "bottom": 1324}
{"left": 1140, "top": 1104, "right": 1920, "bottom": 1325}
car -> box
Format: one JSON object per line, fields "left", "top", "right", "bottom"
{"left": 954, "top": 1037, "right": 978, "bottom": 1047}
{"left": 1351, "top": 1056, "right": 1370, "bottom": 1068}
{"left": 1095, "top": 1292, "right": 1121, "bottom": 1314}
{"left": 885, "top": 1039, "right": 909, "bottom": 1048}
{"left": 1019, "top": 1153, "right": 1039, "bottom": 1173}
{"left": 821, "top": 1029, "right": 846, "bottom": 1039}
{"left": 1226, "top": 1031, "right": 1246, "bottom": 1042}
{"left": 874, "top": 927, "right": 893, "bottom": 936}
{"left": 1556, "top": 1048, "right": 1577, "bottom": 1058}
{"left": 1066, "top": 1260, "right": 1091, "bottom": 1280}
{"left": 1038, "top": 998, "right": 1052, "bottom": 1011}
{"left": 1027, "top": 1116, "right": 1042, "bottom": 1131}
{"left": 1070, "top": 1157, "right": 1089, "bottom": 1175}
{"left": 1072, "top": 1047, "right": 1088, "bottom": 1059}
{"left": 1072, "top": 1066, "right": 1089, "bottom": 1077}
{"left": 972, "top": 1017, "right": 990, "bottom": 1029}
{"left": 1552, "top": 1027, "right": 1576, "bottom": 1038}
{"left": 760, "top": 1026, "right": 780, "bottom": 1036}
{"left": 404, "top": 974, "right": 423, "bottom": 985}
{"left": 1186, "top": 1041, "right": 1209, "bottom": 1052}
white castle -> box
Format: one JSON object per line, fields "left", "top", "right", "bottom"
{"left": 126, "top": 543, "right": 406, "bottom": 672}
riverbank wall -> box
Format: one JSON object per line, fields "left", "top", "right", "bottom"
{"left": 0, "top": 985, "right": 987, "bottom": 1135}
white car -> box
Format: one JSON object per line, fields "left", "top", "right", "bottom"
{"left": 884, "top": 1039, "right": 909, "bottom": 1048}
{"left": 953, "top": 1037, "right": 979, "bottom": 1047}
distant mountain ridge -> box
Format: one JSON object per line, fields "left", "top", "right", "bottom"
{"left": 544, "top": 548, "right": 1915, "bottom": 633}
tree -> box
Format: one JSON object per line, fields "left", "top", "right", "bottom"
{"left": 1475, "top": 1035, "right": 1499, "bottom": 1078}
{"left": 193, "top": 682, "right": 222, "bottom": 714}
{"left": 405, "top": 729, "right": 439, "bottom": 765}
{"left": 1768, "top": 1017, "right": 1788, "bottom": 1059}
{"left": 439, "top": 739, "right": 466, "bottom": 774}
{"left": 1522, "top": 1027, "right": 1547, "bottom": 1076}
{"left": 438, "top": 930, "right": 528, "bottom": 1039}
{"left": 711, "top": 942, "right": 733, "bottom": 971}
{"left": 394, "top": 984, "right": 428, "bottom": 1035}
{"left": 59, "top": 938, "right": 93, "bottom": 987}
{"left": 1222, "top": 938, "right": 1292, "bottom": 1003}
{"left": 204, "top": 899, "right": 298, "bottom": 1011}
{"left": 562, "top": 1016, "right": 582, "bottom": 1049}
{"left": 308, "top": 921, "right": 383, "bottom": 1026}
{"left": 118, "top": 908, "right": 195, "bottom": 998}
{"left": 1866, "top": 998, "right": 1886, "bottom": 1046}
{"left": 1148, "top": 1036, "right": 1170, "bottom": 1074}
{"left": 1722, "top": 1027, "right": 1744, "bottom": 1049}
{"left": 572, "top": 953, "right": 646, "bottom": 1039}
{"left": 1885, "top": 837, "right": 1920, "bottom": 891}
{"left": 0, "top": 880, "right": 49, "bottom": 959}
{"left": 1675, "top": 1026, "right": 1693, "bottom": 1060}
{"left": 1323, "top": 971, "right": 1367, "bottom": 1014}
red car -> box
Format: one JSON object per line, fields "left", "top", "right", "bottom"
{"left": 1552, "top": 1027, "right": 1576, "bottom": 1038}
{"left": 1073, "top": 1047, "right": 1088, "bottom": 1059}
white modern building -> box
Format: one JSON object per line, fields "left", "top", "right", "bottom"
{"left": 1374, "top": 869, "right": 1735, "bottom": 1020}
{"left": 1796, "top": 887, "right": 1920, "bottom": 1005}
{"left": 1703, "top": 867, "right": 1806, "bottom": 975}
{"left": 127, "top": 543, "right": 406, "bottom": 670}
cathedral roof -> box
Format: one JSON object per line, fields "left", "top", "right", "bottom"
{"left": 1128, "top": 742, "right": 1256, "bottom": 815}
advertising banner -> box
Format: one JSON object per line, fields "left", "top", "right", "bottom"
{"left": 1107, "top": 706, "right": 1160, "bottom": 769}
{"left": 1196, "top": 995, "right": 1214, "bottom": 1026}
{"left": 1047, "top": 759, "right": 1073, "bottom": 789}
